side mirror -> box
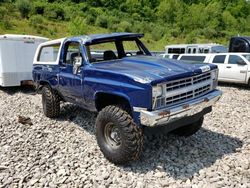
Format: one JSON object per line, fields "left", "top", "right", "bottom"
{"left": 237, "top": 60, "right": 246, "bottom": 66}
{"left": 73, "top": 56, "right": 82, "bottom": 74}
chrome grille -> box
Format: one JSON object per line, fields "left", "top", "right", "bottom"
{"left": 153, "top": 71, "right": 212, "bottom": 109}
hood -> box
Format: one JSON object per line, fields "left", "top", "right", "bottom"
{"left": 90, "top": 56, "right": 217, "bottom": 85}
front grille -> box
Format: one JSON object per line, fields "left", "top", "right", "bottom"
{"left": 153, "top": 72, "right": 212, "bottom": 109}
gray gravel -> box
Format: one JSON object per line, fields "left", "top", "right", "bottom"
{"left": 0, "top": 85, "right": 249, "bottom": 187}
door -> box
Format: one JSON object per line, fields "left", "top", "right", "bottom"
{"left": 58, "top": 40, "right": 84, "bottom": 102}
{"left": 211, "top": 55, "right": 227, "bottom": 81}
{"left": 223, "top": 55, "right": 248, "bottom": 83}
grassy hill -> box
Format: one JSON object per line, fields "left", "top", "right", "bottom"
{"left": 1, "top": 0, "right": 250, "bottom": 51}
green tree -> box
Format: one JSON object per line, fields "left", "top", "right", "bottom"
{"left": 68, "top": 17, "right": 88, "bottom": 35}
{"left": 16, "top": 0, "right": 32, "bottom": 18}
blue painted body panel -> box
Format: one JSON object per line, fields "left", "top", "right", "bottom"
{"left": 33, "top": 33, "right": 217, "bottom": 125}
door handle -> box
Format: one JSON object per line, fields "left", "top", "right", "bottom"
{"left": 226, "top": 66, "right": 232, "bottom": 68}
{"left": 60, "top": 66, "right": 67, "bottom": 70}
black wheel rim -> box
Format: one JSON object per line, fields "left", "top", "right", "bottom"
{"left": 104, "top": 122, "right": 121, "bottom": 149}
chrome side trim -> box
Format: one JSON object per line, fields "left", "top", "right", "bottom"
{"left": 133, "top": 107, "right": 148, "bottom": 112}
{"left": 140, "top": 89, "right": 222, "bottom": 127}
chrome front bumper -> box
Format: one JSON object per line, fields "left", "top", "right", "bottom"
{"left": 135, "top": 89, "right": 222, "bottom": 127}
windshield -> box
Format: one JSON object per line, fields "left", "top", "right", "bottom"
{"left": 242, "top": 54, "right": 250, "bottom": 62}
{"left": 86, "top": 38, "right": 150, "bottom": 63}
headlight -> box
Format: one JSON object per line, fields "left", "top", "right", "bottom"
{"left": 211, "top": 69, "right": 219, "bottom": 89}
{"left": 211, "top": 69, "right": 218, "bottom": 80}
{"left": 152, "top": 85, "right": 163, "bottom": 98}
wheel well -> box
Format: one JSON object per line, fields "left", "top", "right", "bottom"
{"left": 39, "top": 80, "right": 50, "bottom": 86}
{"left": 38, "top": 81, "right": 64, "bottom": 101}
{"left": 95, "top": 93, "right": 132, "bottom": 114}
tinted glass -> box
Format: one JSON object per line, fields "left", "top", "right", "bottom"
{"left": 212, "top": 55, "right": 226, "bottom": 64}
{"left": 180, "top": 56, "right": 205, "bottom": 62}
{"left": 38, "top": 43, "right": 60, "bottom": 62}
{"left": 228, "top": 55, "right": 246, "bottom": 65}
{"left": 172, "top": 48, "right": 181, "bottom": 54}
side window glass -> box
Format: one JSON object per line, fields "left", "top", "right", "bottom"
{"left": 228, "top": 55, "right": 245, "bottom": 65}
{"left": 173, "top": 48, "right": 180, "bottom": 54}
{"left": 64, "top": 42, "right": 81, "bottom": 65}
{"left": 180, "top": 56, "right": 205, "bottom": 62}
{"left": 38, "top": 43, "right": 60, "bottom": 62}
{"left": 204, "top": 49, "right": 209, "bottom": 53}
{"left": 193, "top": 48, "right": 196, "bottom": 53}
{"left": 212, "top": 55, "right": 226, "bottom": 64}
{"left": 188, "top": 48, "right": 191, "bottom": 53}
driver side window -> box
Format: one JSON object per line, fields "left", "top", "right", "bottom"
{"left": 64, "top": 42, "right": 82, "bottom": 65}
{"left": 228, "top": 55, "right": 245, "bottom": 65}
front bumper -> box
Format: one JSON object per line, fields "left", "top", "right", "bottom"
{"left": 136, "top": 89, "right": 222, "bottom": 127}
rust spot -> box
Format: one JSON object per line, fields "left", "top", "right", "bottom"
{"left": 158, "top": 110, "right": 170, "bottom": 117}
{"left": 204, "top": 98, "right": 209, "bottom": 102}
{"left": 183, "top": 104, "right": 189, "bottom": 109}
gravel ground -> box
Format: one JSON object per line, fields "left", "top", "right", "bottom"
{"left": 0, "top": 85, "right": 249, "bottom": 188}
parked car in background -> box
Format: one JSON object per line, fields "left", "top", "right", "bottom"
{"left": 33, "top": 33, "right": 222, "bottom": 164}
{"left": 229, "top": 36, "right": 250, "bottom": 53}
{"left": 177, "top": 53, "right": 250, "bottom": 86}
{"left": 0, "top": 34, "right": 48, "bottom": 87}
{"left": 165, "top": 43, "right": 227, "bottom": 54}
{"left": 158, "top": 53, "right": 179, "bottom": 59}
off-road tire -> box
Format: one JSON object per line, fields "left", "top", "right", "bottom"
{"left": 172, "top": 117, "right": 204, "bottom": 137}
{"left": 96, "top": 105, "right": 143, "bottom": 164}
{"left": 42, "top": 85, "right": 60, "bottom": 118}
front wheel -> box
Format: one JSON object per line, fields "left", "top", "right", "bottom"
{"left": 42, "top": 85, "right": 60, "bottom": 118}
{"left": 171, "top": 117, "right": 204, "bottom": 137}
{"left": 96, "top": 105, "right": 143, "bottom": 164}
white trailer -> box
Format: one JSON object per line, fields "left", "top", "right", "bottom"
{"left": 0, "top": 34, "right": 48, "bottom": 87}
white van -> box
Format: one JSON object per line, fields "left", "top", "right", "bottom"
{"left": 165, "top": 44, "right": 227, "bottom": 54}
{"left": 0, "top": 34, "right": 48, "bottom": 87}
{"left": 158, "top": 53, "right": 180, "bottom": 59}
{"left": 177, "top": 53, "right": 250, "bottom": 86}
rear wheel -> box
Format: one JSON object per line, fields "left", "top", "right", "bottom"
{"left": 96, "top": 105, "right": 143, "bottom": 164}
{"left": 171, "top": 117, "right": 204, "bottom": 137}
{"left": 42, "top": 85, "right": 60, "bottom": 118}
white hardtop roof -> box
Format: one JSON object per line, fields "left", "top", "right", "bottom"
{"left": 166, "top": 43, "right": 224, "bottom": 48}
{"left": 0, "top": 34, "right": 48, "bottom": 41}
{"left": 40, "top": 38, "right": 66, "bottom": 46}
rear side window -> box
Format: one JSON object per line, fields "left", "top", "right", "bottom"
{"left": 212, "top": 55, "right": 226, "bottom": 64}
{"left": 180, "top": 56, "right": 206, "bottom": 62}
{"left": 168, "top": 48, "right": 185, "bottom": 54}
{"left": 38, "top": 43, "right": 61, "bottom": 62}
